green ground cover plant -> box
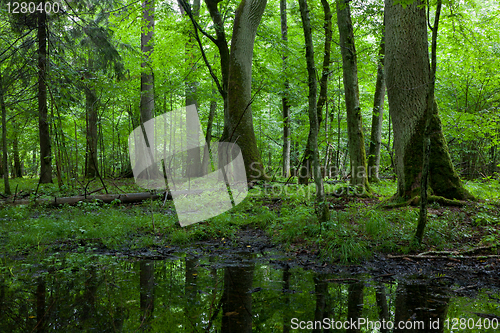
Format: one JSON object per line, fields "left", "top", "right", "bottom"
{"left": 1, "top": 179, "right": 499, "bottom": 263}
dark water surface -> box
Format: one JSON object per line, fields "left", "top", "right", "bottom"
{"left": 1, "top": 251, "right": 499, "bottom": 332}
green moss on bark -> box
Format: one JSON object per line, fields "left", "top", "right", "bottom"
{"left": 400, "top": 108, "right": 474, "bottom": 201}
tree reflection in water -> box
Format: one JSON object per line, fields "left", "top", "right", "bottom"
{"left": 0, "top": 253, "right": 497, "bottom": 332}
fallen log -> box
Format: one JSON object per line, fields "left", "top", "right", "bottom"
{"left": 1, "top": 191, "right": 172, "bottom": 207}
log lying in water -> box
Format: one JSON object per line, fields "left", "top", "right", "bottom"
{"left": 3, "top": 191, "right": 173, "bottom": 207}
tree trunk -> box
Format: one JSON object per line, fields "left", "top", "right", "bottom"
{"left": 202, "top": 88, "right": 217, "bottom": 171}
{"left": 141, "top": 0, "right": 155, "bottom": 126}
{"left": 0, "top": 71, "right": 11, "bottom": 195}
{"left": 12, "top": 119, "right": 22, "bottom": 178}
{"left": 184, "top": 0, "right": 203, "bottom": 177}
{"left": 204, "top": 0, "right": 230, "bottom": 122}
{"left": 85, "top": 83, "right": 98, "bottom": 178}
{"left": 226, "top": 0, "right": 268, "bottom": 181}
{"left": 38, "top": 9, "right": 52, "bottom": 183}
{"left": 367, "top": 26, "right": 386, "bottom": 183}
{"left": 299, "top": 0, "right": 329, "bottom": 222}
{"left": 384, "top": 0, "right": 472, "bottom": 200}
{"left": 280, "top": 0, "right": 291, "bottom": 178}
{"left": 297, "top": 0, "right": 332, "bottom": 184}
{"left": 336, "top": 0, "right": 369, "bottom": 190}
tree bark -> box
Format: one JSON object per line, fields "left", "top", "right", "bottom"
{"left": 384, "top": 0, "right": 472, "bottom": 200}
{"left": 367, "top": 26, "right": 386, "bottom": 183}
{"left": 204, "top": 0, "right": 230, "bottom": 102}
{"left": 0, "top": 71, "right": 11, "bottom": 195}
{"left": 416, "top": 0, "right": 441, "bottom": 243}
{"left": 226, "top": 0, "right": 268, "bottom": 181}
{"left": 85, "top": 79, "right": 98, "bottom": 178}
{"left": 38, "top": 9, "right": 52, "bottom": 183}
{"left": 299, "top": 0, "right": 329, "bottom": 222}
{"left": 297, "top": 0, "right": 332, "bottom": 184}
{"left": 12, "top": 119, "right": 22, "bottom": 178}
{"left": 184, "top": 0, "right": 204, "bottom": 177}
{"left": 141, "top": 0, "right": 155, "bottom": 124}
{"left": 336, "top": 0, "right": 369, "bottom": 190}
{"left": 280, "top": 0, "right": 291, "bottom": 178}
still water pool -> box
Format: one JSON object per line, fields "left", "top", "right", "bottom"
{"left": 1, "top": 250, "right": 499, "bottom": 332}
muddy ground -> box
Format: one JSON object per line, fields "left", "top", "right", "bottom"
{"left": 74, "top": 227, "right": 500, "bottom": 299}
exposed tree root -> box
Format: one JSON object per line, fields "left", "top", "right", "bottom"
{"left": 381, "top": 195, "right": 467, "bottom": 208}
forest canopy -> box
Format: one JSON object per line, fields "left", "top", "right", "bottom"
{"left": 0, "top": 0, "right": 498, "bottom": 201}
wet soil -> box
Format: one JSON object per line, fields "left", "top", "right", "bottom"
{"left": 74, "top": 227, "right": 500, "bottom": 298}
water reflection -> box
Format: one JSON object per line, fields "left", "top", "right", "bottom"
{"left": 0, "top": 252, "right": 498, "bottom": 332}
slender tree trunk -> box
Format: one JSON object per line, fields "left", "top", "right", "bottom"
{"left": 280, "top": 0, "right": 291, "bottom": 178}
{"left": 298, "top": 0, "right": 332, "bottom": 184}
{"left": 416, "top": 0, "right": 441, "bottom": 243}
{"left": 0, "top": 71, "right": 11, "bottom": 195}
{"left": 184, "top": 0, "right": 203, "bottom": 177}
{"left": 204, "top": 0, "right": 230, "bottom": 139}
{"left": 226, "top": 0, "right": 268, "bottom": 181}
{"left": 38, "top": 9, "right": 52, "bottom": 183}
{"left": 384, "top": 0, "right": 472, "bottom": 200}
{"left": 367, "top": 25, "right": 386, "bottom": 183}
{"left": 201, "top": 88, "right": 217, "bottom": 172}
{"left": 299, "top": 0, "right": 329, "bottom": 222}
{"left": 336, "top": 0, "right": 369, "bottom": 190}
{"left": 141, "top": 0, "right": 155, "bottom": 124}
{"left": 85, "top": 83, "right": 98, "bottom": 178}
{"left": 12, "top": 119, "right": 22, "bottom": 178}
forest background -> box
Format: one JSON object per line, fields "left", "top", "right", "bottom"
{"left": 0, "top": 0, "right": 499, "bottom": 260}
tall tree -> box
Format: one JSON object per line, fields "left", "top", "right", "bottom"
{"left": 280, "top": 0, "right": 291, "bottom": 178}
{"left": 181, "top": 0, "right": 204, "bottom": 177}
{"left": 367, "top": 23, "right": 386, "bottom": 183}
{"left": 224, "top": 0, "right": 268, "bottom": 181}
{"left": 298, "top": 0, "right": 332, "bottom": 184}
{"left": 84, "top": 57, "right": 99, "bottom": 178}
{"left": 416, "top": 0, "right": 441, "bottom": 243}
{"left": 298, "top": 0, "right": 330, "bottom": 222}
{"left": 141, "top": 0, "right": 155, "bottom": 124}
{"left": 38, "top": 8, "right": 52, "bottom": 183}
{"left": 0, "top": 71, "right": 11, "bottom": 194}
{"left": 336, "top": 0, "right": 369, "bottom": 190}
{"left": 384, "top": 0, "right": 472, "bottom": 200}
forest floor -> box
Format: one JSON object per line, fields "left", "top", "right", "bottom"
{"left": 1, "top": 177, "right": 499, "bottom": 284}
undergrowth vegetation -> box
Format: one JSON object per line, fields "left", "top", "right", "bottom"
{"left": 0, "top": 178, "right": 499, "bottom": 263}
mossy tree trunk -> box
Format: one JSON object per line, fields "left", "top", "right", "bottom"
{"left": 367, "top": 24, "right": 386, "bottom": 183}
{"left": 298, "top": 0, "right": 329, "bottom": 222}
{"left": 225, "top": 0, "right": 268, "bottom": 181}
{"left": 384, "top": 0, "right": 472, "bottom": 201}
{"left": 336, "top": 0, "right": 369, "bottom": 190}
